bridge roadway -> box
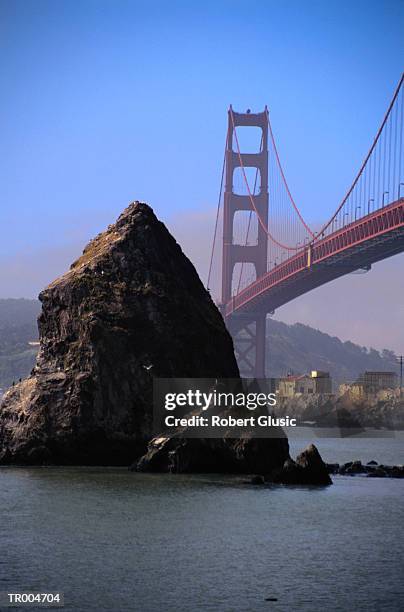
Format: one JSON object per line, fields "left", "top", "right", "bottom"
{"left": 225, "top": 198, "right": 404, "bottom": 323}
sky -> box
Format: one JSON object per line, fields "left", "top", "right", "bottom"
{"left": 0, "top": 0, "right": 404, "bottom": 352}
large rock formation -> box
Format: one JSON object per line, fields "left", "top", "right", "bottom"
{"left": 0, "top": 202, "right": 243, "bottom": 464}
{"left": 134, "top": 433, "right": 290, "bottom": 475}
{"left": 1, "top": 200, "right": 329, "bottom": 481}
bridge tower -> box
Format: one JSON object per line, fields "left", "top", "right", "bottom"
{"left": 221, "top": 107, "right": 269, "bottom": 378}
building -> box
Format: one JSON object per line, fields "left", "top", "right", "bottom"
{"left": 310, "top": 370, "right": 332, "bottom": 394}
{"left": 277, "top": 375, "right": 302, "bottom": 397}
{"left": 277, "top": 371, "right": 332, "bottom": 397}
{"left": 339, "top": 371, "right": 398, "bottom": 398}
{"left": 359, "top": 371, "right": 398, "bottom": 392}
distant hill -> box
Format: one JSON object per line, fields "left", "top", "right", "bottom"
{"left": 0, "top": 298, "right": 398, "bottom": 392}
{"left": 267, "top": 318, "right": 398, "bottom": 387}
{"left": 0, "top": 299, "right": 41, "bottom": 391}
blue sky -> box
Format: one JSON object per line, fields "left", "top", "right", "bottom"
{"left": 1, "top": 0, "right": 404, "bottom": 351}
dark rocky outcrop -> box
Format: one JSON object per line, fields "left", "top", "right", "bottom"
{"left": 295, "top": 444, "right": 333, "bottom": 484}
{"left": 326, "top": 460, "right": 404, "bottom": 478}
{"left": 0, "top": 202, "right": 241, "bottom": 465}
{"left": 133, "top": 435, "right": 332, "bottom": 486}
{"left": 134, "top": 433, "right": 290, "bottom": 475}
{"left": 268, "top": 444, "right": 332, "bottom": 485}
{"left": 250, "top": 475, "right": 265, "bottom": 485}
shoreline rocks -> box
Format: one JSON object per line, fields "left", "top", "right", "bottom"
{"left": 135, "top": 438, "right": 333, "bottom": 486}
{"left": 326, "top": 460, "right": 404, "bottom": 478}
{"left": 133, "top": 433, "right": 291, "bottom": 475}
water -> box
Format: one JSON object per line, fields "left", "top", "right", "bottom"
{"left": 288, "top": 428, "right": 404, "bottom": 465}
{"left": 1, "top": 435, "right": 403, "bottom": 612}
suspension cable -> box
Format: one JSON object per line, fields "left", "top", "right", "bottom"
{"left": 207, "top": 133, "right": 227, "bottom": 289}
{"left": 314, "top": 72, "right": 404, "bottom": 239}
{"left": 266, "top": 110, "right": 315, "bottom": 237}
{"left": 230, "top": 109, "right": 304, "bottom": 251}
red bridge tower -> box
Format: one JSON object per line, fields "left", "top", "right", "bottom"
{"left": 221, "top": 107, "right": 269, "bottom": 378}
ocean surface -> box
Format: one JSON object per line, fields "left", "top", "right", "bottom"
{"left": 1, "top": 433, "right": 403, "bottom": 612}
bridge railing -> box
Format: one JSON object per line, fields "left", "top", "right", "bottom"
{"left": 225, "top": 249, "right": 307, "bottom": 316}
{"left": 225, "top": 198, "right": 404, "bottom": 316}
{"left": 311, "top": 198, "right": 404, "bottom": 265}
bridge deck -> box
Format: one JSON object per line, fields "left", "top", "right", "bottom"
{"left": 225, "top": 198, "right": 404, "bottom": 319}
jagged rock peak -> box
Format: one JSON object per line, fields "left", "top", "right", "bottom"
{"left": 70, "top": 202, "right": 156, "bottom": 270}
{"left": 0, "top": 200, "right": 239, "bottom": 465}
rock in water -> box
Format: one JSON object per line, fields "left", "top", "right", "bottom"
{"left": 134, "top": 433, "right": 290, "bottom": 475}
{"left": 267, "top": 443, "right": 332, "bottom": 485}
{"left": 295, "top": 444, "right": 332, "bottom": 485}
{"left": 0, "top": 202, "right": 240, "bottom": 465}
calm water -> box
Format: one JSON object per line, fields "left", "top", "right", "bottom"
{"left": 1, "top": 435, "right": 403, "bottom": 612}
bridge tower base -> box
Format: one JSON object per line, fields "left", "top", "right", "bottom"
{"left": 227, "top": 313, "right": 266, "bottom": 378}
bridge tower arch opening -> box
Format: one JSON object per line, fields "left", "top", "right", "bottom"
{"left": 221, "top": 107, "right": 269, "bottom": 377}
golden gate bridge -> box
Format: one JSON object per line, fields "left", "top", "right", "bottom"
{"left": 207, "top": 73, "right": 404, "bottom": 378}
